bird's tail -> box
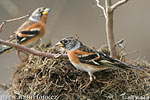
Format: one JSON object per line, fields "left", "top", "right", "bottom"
{"left": 97, "top": 51, "right": 145, "bottom": 71}
{"left": 113, "top": 59, "right": 145, "bottom": 71}
{"left": 0, "top": 45, "right": 12, "bottom": 54}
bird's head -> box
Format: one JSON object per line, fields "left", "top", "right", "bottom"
{"left": 55, "top": 37, "right": 82, "bottom": 51}
{"left": 29, "top": 7, "right": 51, "bottom": 22}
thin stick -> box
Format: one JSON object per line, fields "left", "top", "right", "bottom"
{"left": 0, "top": 83, "right": 9, "bottom": 90}
{"left": 0, "top": 13, "right": 30, "bottom": 32}
{"left": 111, "top": 0, "right": 129, "bottom": 11}
{"left": 95, "top": 0, "right": 107, "bottom": 18}
{"left": 115, "top": 39, "right": 124, "bottom": 46}
{"left": 0, "top": 39, "right": 68, "bottom": 59}
{"left": 123, "top": 50, "right": 138, "bottom": 57}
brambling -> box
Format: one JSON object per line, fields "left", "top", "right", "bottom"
{"left": 55, "top": 37, "right": 143, "bottom": 89}
{"left": 0, "top": 7, "right": 51, "bottom": 61}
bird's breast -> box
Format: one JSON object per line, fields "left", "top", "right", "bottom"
{"left": 67, "top": 50, "right": 91, "bottom": 71}
{"left": 67, "top": 50, "right": 80, "bottom": 65}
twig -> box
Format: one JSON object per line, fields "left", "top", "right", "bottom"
{"left": 0, "top": 83, "right": 9, "bottom": 90}
{"left": 75, "top": 33, "right": 79, "bottom": 40}
{"left": 111, "top": 0, "right": 129, "bottom": 11}
{"left": 0, "top": 13, "right": 30, "bottom": 32}
{"left": 95, "top": 0, "right": 107, "bottom": 18}
{"left": 0, "top": 39, "right": 68, "bottom": 59}
{"left": 115, "top": 39, "right": 124, "bottom": 46}
{"left": 123, "top": 50, "right": 138, "bottom": 57}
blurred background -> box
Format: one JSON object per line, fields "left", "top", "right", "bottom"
{"left": 0, "top": 0, "right": 149, "bottom": 93}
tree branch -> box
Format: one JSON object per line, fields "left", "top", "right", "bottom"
{"left": 111, "top": 0, "right": 129, "bottom": 11}
{"left": 0, "top": 39, "right": 68, "bottom": 59}
{"left": 95, "top": 0, "right": 107, "bottom": 18}
{"left": 0, "top": 13, "right": 30, "bottom": 32}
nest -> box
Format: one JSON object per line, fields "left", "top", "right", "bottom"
{"left": 8, "top": 44, "right": 150, "bottom": 100}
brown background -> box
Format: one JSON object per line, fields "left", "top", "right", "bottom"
{"left": 0, "top": 0, "right": 150, "bottom": 85}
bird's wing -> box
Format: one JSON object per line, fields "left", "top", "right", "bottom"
{"left": 74, "top": 45, "right": 143, "bottom": 70}
{"left": 16, "top": 27, "right": 40, "bottom": 44}
{"left": 16, "top": 21, "right": 45, "bottom": 44}
{"left": 74, "top": 48, "right": 117, "bottom": 68}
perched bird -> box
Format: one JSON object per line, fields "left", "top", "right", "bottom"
{"left": 0, "top": 7, "right": 51, "bottom": 61}
{"left": 56, "top": 37, "right": 144, "bottom": 89}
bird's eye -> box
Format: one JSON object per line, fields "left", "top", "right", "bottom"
{"left": 63, "top": 40, "right": 68, "bottom": 44}
{"left": 38, "top": 8, "right": 43, "bottom": 12}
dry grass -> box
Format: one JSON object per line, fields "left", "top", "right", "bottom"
{"left": 8, "top": 44, "right": 150, "bottom": 100}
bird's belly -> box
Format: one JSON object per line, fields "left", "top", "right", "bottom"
{"left": 71, "top": 62, "right": 101, "bottom": 73}
{"left": 71, "top": 62, "right": 86, "bottom": 71}
{"left": 24, "top": 38, "right": 40, "bottom": 48}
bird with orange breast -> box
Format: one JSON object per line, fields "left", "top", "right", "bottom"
{"left": 56, "top": 37, "right": 144, "bottom": 89}
{"left": 0, "top": 7, "right": 51, "bottom": 61}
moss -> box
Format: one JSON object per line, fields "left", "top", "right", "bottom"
{"left": 8, "top": 44, "right": 150, "bottom": 100}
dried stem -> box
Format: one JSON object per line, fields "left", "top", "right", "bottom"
{"left": 95, "top": 0, "right": 129, "bottom": 58}
{"left": 95, "top": 0, "right": 106, "bottom": 18}
{"left": 0, "top": 13, "right": 30, "bottom": 32}
{"left": 105, "top": 0, "right": 117, "bottom": 58}
{"left": 111, "top": 0, "right": 129, "bottom": 11}
{"left": 0, "top": 83, "right": 9, "bottom": 90}
{"left": 115, "top": 39, "right": 124, "bottom": 46}
{"left": 0, "top": 39, "right": 68, "bottom": 59}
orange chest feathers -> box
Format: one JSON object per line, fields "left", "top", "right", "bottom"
{"left": 67, "top": 50, "right": 80, "bottom": 64}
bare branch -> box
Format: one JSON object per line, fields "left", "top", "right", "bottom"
{"left": 115, "top": 39, "right": 124, "bottom": 46}
{"left": 111, "top": 0, "right": 129, "bottom": 11}
{"left": 95, "top": 0, "right": 107, "bottom": 18}
{"left": 0, "top": 13, "right": 30, "bottom": 32}
{"left": 0, "top": 39, "right": 68, "bottom": 59}
{"left": 0, "top": 83, "right": 9, "bottom": 90}
{"left": 123, "top": 50, "right": 138, "bottom": 57}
